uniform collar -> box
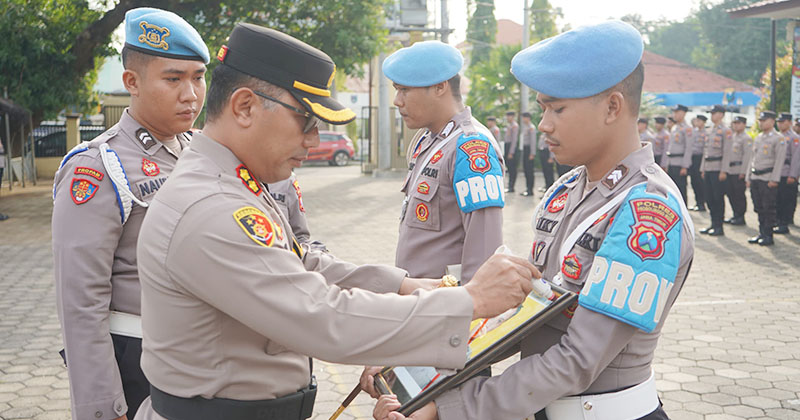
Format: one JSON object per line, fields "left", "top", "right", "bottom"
{"left": 190, "top": 132, "right": 246, "bottom": 173}
{"left": 116, "top": 109, "right": 189, "bottom": 157}
{"left": 580, "top": 142, "right": 655, "bottom": 199}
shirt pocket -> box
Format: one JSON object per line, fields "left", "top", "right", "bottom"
{"left": 404, "top": 180, "right": 441, "bottom": 232}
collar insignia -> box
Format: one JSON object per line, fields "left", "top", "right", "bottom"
{"left": 236, "top": 164, "right": 262, "bottom": 196}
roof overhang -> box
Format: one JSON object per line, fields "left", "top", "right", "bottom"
{"left": 727, "top": 0, "right": 800, "bottom": 19}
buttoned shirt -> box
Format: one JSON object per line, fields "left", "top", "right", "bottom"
{"left": 521, "top": 122, "right": 537, "bottom": 156}
{"left": 692, "top": 126, "right": 707, "bottom": 155}
{"left": 746, "top": 129, "right": 788, "bottom": 183}
{"left": 701, "top": 123, "right": 733, "bottom": 173}
{"left": 728, "top": 131, "right": 753, "bottom": 176}
{"left": 504, "top": 121, "right": 520, "bottom": 153}
{"left": 665, "top": 121, "right": 694, "bottom": 168}
{"left": 655, "top": 128, "right": 669, "bottom": 163}
{"left": 780, "top": 129, "right": 800, "bottom": 178}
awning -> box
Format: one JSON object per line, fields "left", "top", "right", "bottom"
{"left": 648, "top": 91, "right": 762, "bottom": 107}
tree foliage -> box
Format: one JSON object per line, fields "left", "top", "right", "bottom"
{"left": 758, "top": 45, "right": 792, "bottom": 114}
{"left": 466, "top": 0, "right": 496, "bottom": 65}
{"left": 466, "top": 45, "right": 521, "bottom": 122}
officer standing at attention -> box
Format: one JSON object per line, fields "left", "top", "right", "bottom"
{"left": 652, "top": 116, "right": 668, "bottom": 166}
{"left": 134, "top": 23, "right": 534, "bottom": 420}
{"left": 689, "top": 115, "right": 708, "bottom": 212}
{"left": 485, "top": 116, "right": 501, "bottom": 143}
{"left": 774, "top": 112, "right": 800, "bottom": 234}
{"left": 268, "top": 172, "right": 328, "bottom": 252}
{"left": 637, "top": 117, "right": 655, "bottom": 149}
{"left": 51, "top": 9, "right": 208, "bottom": 420}
{"left": 746, "top": 111, "right": 787, "bottom": 246}
{"left": 665, "top": 104, "right": 694, "bottom": 205}
{"left": 384, "top": 41, "right": 505, "bottom": 283}
{"left": 699, "top": 105, "right": 733, "bottom": 236}
{"left": 520, "top": 112, "right": 538, "bottom": 196}
{"left": 504, "top": 111, "right": 520, "bottom": 192}
{"left": 537, "top": 119, "right": 556, "bottom": 190}
{"left": 724, "top": 116, "right": 752, "bottom": 225}
{"left": 374, "top": 20, "right": 694, "bottom": 420}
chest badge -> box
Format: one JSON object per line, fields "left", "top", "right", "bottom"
{"left": 234, "top": 206, "right": 276, "bottom": 247}
{"left": 236, "top": 164, "right": 263, "bottom": 196}
{"left": 547, "top": 192, "right": 568, "bottom": 213}
{"left": 561, "top": 254, "right": 582, "bottom": 279}
{"left": 141, "top": 158, "right": 160, "bottom": 176}
{"left": 415, "top": 203, "right": 429, "bottom": 222}
{"left": 533, "top": 241, "right": 546, "bottom": 260}
{"left": 70, "top": 178, "right": 99, "bottom": 205}
{"left": 417, "top": 181, "right": 430, "bottom": 195}
{"left": 430, "top": 150, "right": 443, "bottom": 164}
{"left": 627, "top": 199, "right": 680, "bottom": 260}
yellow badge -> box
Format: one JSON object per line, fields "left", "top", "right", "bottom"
{"left": 233, "top": 207, "right": 276, "bottom": 247}
{"left": 139, "top": 21, "right": 170, "bottom": 50}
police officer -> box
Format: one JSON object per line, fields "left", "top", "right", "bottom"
{"left": 665, "top": 104, "right": 694, "bottom": 204}
{"left": 268, "top": 172, "right": 327, "bottom": 252}
{"left": 374, "top": 20, "right": 694, "bottom": 420}
{"left": 725, "top": 116, "right": 752, "bottom": 225}
{"left": 689, "top": 115, "right": 708, "bottom": 211}
{"left": 652, "top": 116, "right": 669, "bottom": 167}
{"left": 504, "top": 111, "right": 520, "bottom": 192}
{"left": 746, "top": 111, "right": 787, "bottom": 246}
{"left": 133, "top": 23, "right": 534, "bottom": 420}
{"left": 51, "top": 9, "right": 208, "bottom": 420}
{"left": 485, "top": 116, "right": 501, "bottom": 142}
{"left": 537, "top": 121, "right": 556, "bottom": 190}
{"left": 384, "top": 41, "right": 505, "bottom": 283}
{"left": 794, "top": 117, "right": 800, "bottom": 135}
{"left": 637, "top": 117, "right": 655, "bottom": 150}
{"left": 774, "top": 112, "right": 800, "bottom": 234}
{"left": 520, "top": 111, "right": 537, "bottom": 196}
{"left": 699, "top": 105, "right": 733, "bottom": 236}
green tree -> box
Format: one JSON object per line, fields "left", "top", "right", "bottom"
{"left": 466, "top": 0, "right": 496, "bottom": 66}
{"left": 466, "top": 45, "right": 521, "bottom": 123}
{"left": 530, "top": 0, "right": 560, "bottom": 43}
{"left": 758, "top": 45, "right": 791, "bottom": 114}
{"left": 648, "top": 19, "right": 703, "bottom": 66}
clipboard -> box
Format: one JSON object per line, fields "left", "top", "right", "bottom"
{"left": 373, "top": 283, "right": 578, "bottom": 416}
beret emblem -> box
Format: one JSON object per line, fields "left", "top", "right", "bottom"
{"left": 139, "top": 21, "right": 170, "bottom": 50}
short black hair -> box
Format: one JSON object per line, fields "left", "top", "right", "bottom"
{"left": 448, "top": 74, "right": 462, "bottom": 102}
{"left": 506, "top": 111, "right": 516, "bottom": 116}
{"left": 486, "top": 116, "right": 496, "bottom": 121}
{"left": 597, "top": 61, "right": 644, "bottom": 116}
{"left": 522, "top": 112, "right": 532, "bottom": 119}
{"left": 121, "top": 45, "right": 154, "bottom": 73}
{"left": 205, "top": 64, "right": 284, "bottom": 122}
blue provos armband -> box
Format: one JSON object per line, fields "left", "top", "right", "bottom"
{"left": 578, "top": 184, "right": 683, "bottom": 333}
{"left": 453, "top": 133, "right": 505, "bottom": 213}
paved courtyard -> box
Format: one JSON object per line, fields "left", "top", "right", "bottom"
{"left": 1, "top": 164, "right": 799, "bottom": 420}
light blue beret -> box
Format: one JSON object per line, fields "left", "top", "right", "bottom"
{"left": 125, "top": 8, "right": 209, "bottom": 64}
{"left": 383, "top": 41, "right": 464, "bottom": 87}
{"left": 511, "top": 20, "right": 643, "bottom": 98}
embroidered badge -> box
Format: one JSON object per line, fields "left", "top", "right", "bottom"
{"left": 458, "top": 139, "right": 492, "bottom": 174}
{"left": 430, "top": 150, "right": 443, "bottom": 164}
{"left": 415, "top": 203, "right": 429, "bottom": 222}
{"left": 233, "top": 206, "right": 276, "bottom": 247}
{"left": 562, "top": 301, "right": 578, "bottom": 319}
{"left": 535, "top": 217, "right": 558, "bottom": 233}
{"left": 417, "top": 181, "right": 430, "bottom": 195}
{"left": 547, "top": 192, "right": 568, "bottom": 213}
{"left": 217, "top": 45, "right": 228, "bottom": 62}
{"left": 236, "top": 164, "right": 262, "bottom": 196}
{"left": 70, "top": 178, "right": 99, "bottom": 205}
{"left": 592, "top": 212, "right": 608, "bottom": 227}
{"left": 274, "top": 222, "right": 285, "bottom": 241}
{"left": 440, "top": 121, "right": 456, "bottom": 138}
{"left": 139, "top": 21, "right": 170, "bottom": 50}
{"left": 534, "top": 241, "right": 546, "bottom": 260}
{"left": 141, "top": 158, "right": 160, "bottom": 176}
{"left": 627, "top": 199, "right": 680, "bottom": 260}
{"left": 292, "top": 179, "right": 305, "bottom": 212}
{"left": 602, "top": 164, "right": 628, "bottom": 190}
{"left": 74, "top": 167, "right": 104, "bottom": 181}
{"left": 136, "top": 128, "right": 157, "bottom": 150}
{"left": 561, "top": 254, "right": 582, "bottom": 279}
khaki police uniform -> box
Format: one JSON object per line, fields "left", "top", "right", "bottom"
{"left": 268, "top": 172, "right": 327, "bottom": 252}
{"left": 726, "top": 130, "right": 753, "bottom": 221}
{"left": 434, "top": 143, "right": 694, "bottom": 420}
{"left": 537, "top": 130, "right": 555, "bottom": 189}
{"left": 746, "top": 128, "right": 788, "bottom": 241}
{"left": 654, "top": 128, "right": 669, "bottom": 167}
{"left": 639, "top": 129, "right": 656, "bottom": 154}
{"left": 776, "top": 129, "right": 800, "bottom": 229}
{"left": 134, "top": 133, "right": 475, "bottom": 420}
{"left": 665, "top": 120, "right": 694, "bottom": 204}
{"left": 52, "top": 110, "right": 189, "bottom": 420}
{"left": 700, "top": 123, "right": 733, "bottom": 232}
{"left": 504, "top": 120, "right": 521, "bottom": 191}
{"left": 397, "top": 107, "right": 504, "bottom": 283}
{"left": 520, "top": 121, "right": 538, "bottom": 195}
{"left": 689, "top": 125, "right": 707, "bottom": 210}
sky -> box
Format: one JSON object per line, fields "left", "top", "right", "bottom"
{"left": 446, "top": 0, "right": 702, "bottom": 45}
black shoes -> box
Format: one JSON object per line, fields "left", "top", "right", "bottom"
{"left": 724, "top": 217, "right": 745, "bottom": 226}
{"left": 748, "top": 235, "right": 763, "bottom": 244}
{"left": 773, "top": 226, "right": 790, "bottom": 234}
{"left": 689, "top": 205, "right": 706, "bottom": 212}
{"left": 505, "top": 188, "right": 515, "bottom": 193}
{"left": 758, "top": 236, "right": 775, "bottom": 246}
{"left": 700, "top": 226, "right": 713, "bottom": 234}
{"left": 520, "top": 191, "right": 533, "bottom": 197}
{"left": 0, "top": 213, "right": 7, "bottom": 221}
{"left": 700, "top": 226, "right": 723, "bottom": 236}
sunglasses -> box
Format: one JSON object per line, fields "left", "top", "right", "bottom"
{"left": 251, "top": 90, "right": 321, "bottom": 133}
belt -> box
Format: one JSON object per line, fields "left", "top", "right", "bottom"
{"left": 666, "top": 153, "right": 683, "bottom": 157}
{"left": 730, "top": 161, "right": 742, "bottom": 166}
{"left": 704, "top": 156, "right": 722, "bottom": 161}
{"left": 151, "top": 380, "right": 317, "bottom": 420}
{"left": 545, "top": 371, "right": 658, "bottom": 420}
{"left": 109, "top": 311, "right": 142, "bottom": 339}
{"left": 785, "top": 159, "right": 792, "bottom": 165}
{"left": 751, "top": 168, "right": 772, "bottom": 175}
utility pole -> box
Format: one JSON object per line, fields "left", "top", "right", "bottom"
{"left": 441, "top": 0, "right": 449, "bottom": 43}
{"left": 519, "top": 0, "right": 530, "bottom": 151}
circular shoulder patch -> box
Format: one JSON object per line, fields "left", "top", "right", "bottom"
{"left": 233, "top": 206, "right": 276, "bottom": 247}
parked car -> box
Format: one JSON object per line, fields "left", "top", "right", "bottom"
{"left": 34, "top": 125, "right": 105, "bottom": 158}
{"left": 308, "top": 131, "right": 355, "bottom": 166}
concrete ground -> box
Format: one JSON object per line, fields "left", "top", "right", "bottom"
{"left": 0, "top": 164, "right": 799, "bottom": 420}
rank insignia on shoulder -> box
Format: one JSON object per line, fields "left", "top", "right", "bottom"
{"left": 236, "top": 164, "right": 263, "bottom": 196}
{"left": 602, "top": 164, "right": 628, "bottom": 190}
{"left": 547, "top": 192, "right": 568, "bottom": 213}
{"left": 417, "top": 181, "right": 430, "bottom": 195}
{"left": 415, "top": 203, "right": 429, "bottom": 222}
{"left": 430, "top": 150, "right": 443, "bottom": 164}
{"left": 233, "top": 206, "right": 276, "bottom": 247}
{"left": 627, "top": 199, "right": 680, "bottom": 260}
{"left": 136, "top": 128, "right": 157, "bottom": 150}
{"left": 561, "top": 254, "right": 582, "bottom": 279}
{"left": 74, "top": 167, "right": 104, "bottom": 181}
{"left": 292, "top": 179, "right": 305, "bottom": 212}
{"left": 70, "top": 178, "right": 99, "bottom": 205}
{"left": 142, "top": 158, "right": 160, "bottom": 176}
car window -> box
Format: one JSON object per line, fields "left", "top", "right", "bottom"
{"left": 319, "top": 134, "right": 340, "bottom": 143}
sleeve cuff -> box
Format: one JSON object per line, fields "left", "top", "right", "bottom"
{"left": 436, "top": 387, "right": 471, "bottom": 420}
{"left": 74, "top": 393, "right": 127, "bottom": 420}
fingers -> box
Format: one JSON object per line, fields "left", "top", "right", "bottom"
{"left": 360, "top": 366, "right": 383, "bottom": 399}
{"left": 373, "top": 394, "right": 402, "bottom": 420}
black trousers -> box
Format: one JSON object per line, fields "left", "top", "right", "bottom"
{"left": 776, "top": 176, "right": 798, "bottom": 227}
{"left": 751, "top": 180, "right": 778, "bottom": 238}
{"left": 689, "top": 154, "right": 705, "bottom": 207}
{"left": 703, "top": 171, "right": 726, "bottom": 229}
{"left": 0, "top": 167, "right": 3, "bottom": 189}
{"left": 534, "top": 400, "right": 670, "bottom": 420}
{"left": 505, "top": 143, "right": 520, "bottom": 191}
{"left": 667, "top": 165, "right": 688, "bottom": 205}
{"left": 522, "top": 146, "right": 535, "bottom": 193}
{"left": 654, "top": 155, "right": 662, "bottom": 166}
{"left": 112, "top": 334, "right": 150, "bottom": 420}
{"left": 556, "top": 163, "right": 571, "bottom": 176}
{"left": 539, "top": 151, "right": 555, "bottom": 189}
{"left": 726, "top": 173, "right": 747, "bottom": 218}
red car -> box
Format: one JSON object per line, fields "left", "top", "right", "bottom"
{"left": 308, "top": 131, "right": 355, "bottom": 166}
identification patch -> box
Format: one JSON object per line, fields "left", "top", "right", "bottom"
{"left": 548, "top": 192, "right": 568, "bottom": 213}
{"left": 292, "top": 179, "right": 305, "bottom": 212}
{"left": 415, "top": 203, "right": 429, "bottom": 222}
{"left": 627, "top": 199, "right": 680, "bottom": 260}
{"left": 142, "top": 158, "right": 160, "bottom": 176}
{"left": 233, "top": 206, "right": 276, "bottom": 247}
{"left": 535, "top": 217, "right": 558, "bottom": 233}
{"left": 74, "top": 167, "right": 104, "bottom": 181}
{"left": 453, "top": 133, "right": 505, "bottom": 213}
{"left": 417, "top": 181, "right": 430, "bottom": 195}
{"left": 236, "top": 165, "right": 262, "bottom": 196}
{"left": 430, "top": 150, "right": 443, "bottom": 164}
{"left": 561, "top": 254, "right": 582, "bottom": 279}
{"left": 458, "top": 139, "right": 492, "bottom": 174}
{"left": 70, "top": 178, "right": 99, "bottom": 205}
{"left": 136, "top": 128, "right": 157, "bottom": 150}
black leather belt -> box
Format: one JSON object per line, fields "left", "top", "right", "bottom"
{"left": 704, "top": 156, "right": 722, "bottom": 161}
{"left": 785, "top": 159, "right": 792, "bottom": 165}
{"left": 150, "top": 379, "right": 317, "bottom": 420}
{"left": 752, "top": 168, "right": 771, "bottom": 175}
{"left": 667, "top": 153, "right": 683, "bottom": 157}
{"left": 730, "top": 161, "right": 742, "bottom": 166}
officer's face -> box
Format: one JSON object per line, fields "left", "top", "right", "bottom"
{"left": 127, "top": 57, "right": 207, "bottom": 138}
{"left": 733, "top": 121, "right": 745, "bottom": 132}
{"left": 655, "top": 123, "right": 664, "bottom": 131}
{"left": 536, "top": 93, "right": 606, "bottom": 166}
{"left": 637, "top": 122, "right": 647, "bottom": 133}
{"left": 392, "top": 84, "right": 434, "bottom": 130}
{"left": 794, "top": 123, "right": 800, "bottom": 133}
{"left": 778, "top": 119, "right": 792, "bottom": 132}
{"left": 672, "top": 110, "right": 685, "bottom": 122}
{"left": 759, "top": 118, "right": 775, "bottom": 131}
{"left": 711, "top": 112, "right": 724, "bottom": 124}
